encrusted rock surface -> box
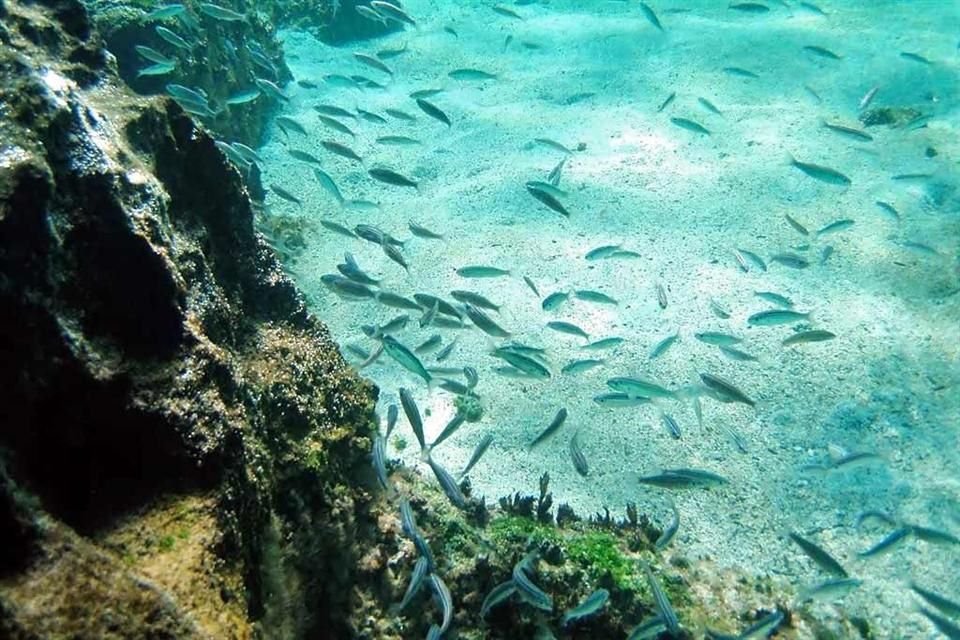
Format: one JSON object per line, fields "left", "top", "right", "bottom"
{"left": 0, "top": 1, "right": 378, "bottom": 637}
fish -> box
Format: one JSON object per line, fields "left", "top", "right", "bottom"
{"left": 858, "top": 526, "right": 911, "bottom": 557}
{"left": 427, "top": 456, "right": 466, "bottom": 508}
{"left": 450, "top": 290, "right": 499, "bottom": 312}
{"left": 399, "top": 387, "right": 426, "bottom": 452}
{"left": 384, "top": 337, "right": 432, "bottom": 384}
{"left": 226, "top": 88, "right": 261, "bottom": 105}
{"left": 459, "top": 434, "right": 494, "bottom": 478}
{"left": 823, "top": 121, "right": 872, "bottom": 141}
{"left": 639, "top": 2, "right": 664, "bottom": 30}
{"left": 534, "top": 138, "right": 573, "bottom": 155}
{"left": 655, "top": 499, "right": 679, "bottom": 550}
{"left": 372, "top": 435, "right": 390, "bottom": 491}
{"left": 655, "top": 284, "right": 668, "bottom": 309}
{"left": 729, "top": 2, "right": 770, "bottom": 12}
{"left": 275, "top": 116, "right": 306, "bottom": 136}
{"left": 324, "top": 74, "right": 359, "bottom": 88}
{"left": 748, "top": 309, "right": 811, "bottom": 326}
{"left": 354, "top": 52, "right": 393, "bottom": 76}
{"left": 698, "top": 97, "right": 722, "bottom": 115}
{"left": 737, "top": 611, "right": 785, "bottom": 639}
{"left": 155, "top": 25, "right": 190, "bottom": 50}
{"left": 670, "top": 117, "right": 710, "bottom": 135}
{"left": 270, "top": 184, "right": 301, "bottom": 205}
{"left": 386, "top": 108, "right": 417, "bottom": 122}
{"left": 399, "top": 556, "right": 429, "bottom": 610}
{"left": 562, "top": 589, "right": 609, "bottom": 626}
{"left": 448, "top": 68, "right": 497, "bottom": 80}
{"left": 386, "top": 404, "right": 399, "bottom": 437}
{"left": 738, "top": 248, "right": 767, "bottom": 271}
{"left": 770, "top": 252, "right": 810, "bottom": 269}
{"left": 642, "top": 564, "right": 680, "bottom": 634}
{"left": 709, "top": 299, "right": 731, "bottom": 319}
{"left": 585, "top": 245, "right": 622, "bottom": 260}
{"left": 661, "top": 413, "right": 681, "bottom": 439}
{"left": 357, "top": 108, "right": 388, "bottom": 124}
{"left": 799, "top": 578, "right": 863, "bottom": 602}
{"left": 376, "top": 292, "right": 420, "bottom": 310}
{"left": 376, "top": 42, "right": 407, "bottom": 58}
{"left": 783, "top": 330, "right": 835, "bottom": 346}
{"left": 784, "top": 214, "right": 810, "bottom": 236}
{"left": 900, "top": 51, "right": 932, "bottom": 64}
{"left": 569, "top": 432, "right": 589, "bottom": 476}
{"left": 723, "top": 66, "right": 759, "bottom": 78}
{"left": 288, "top": 149, "right": 322, "bottom": 165}
{"left": 584, "top": 337, "right": 624, "bottom": 350}
{"left": 321, "top": 140, "right": 363, "bottom": 163}
{"left": 527, "top": 184, "right": 571, "bottom": 216}
{"left": 874, "top": 201, "right": 901, "bottom": 221}
{"left": 371, "top": 0, "right": 416, "bottom": 26}
{"left": 314, "top": 104, "right": 357, "bottom": 120}
{"left": 377, "top": 135, "right": 421, "bottom": 146}
{"left": 911, "top": 583, "right": 960, "bottom": 618}
{"left": 415, "top": 334, "right": 442, "bottom": 354}
{"left": 789, "top": 532, "right": 848, "bottom": 577}
{"left": 525, "top": 181, "right": 566, "bottom": 199}
{"left": 594, "top": 393, "right": 652, "bottom": 407}
{"left": 409, "top": 221, "right": 443, "bottom": 239}
{"left": 733, "top": 249, "right": 749, "bottom": 272}
{"left": 492, "top": 4, "right": 522, "bottom": 18}
{"left": 316, "top": 114, "right": 356, "bottom": 138}
{"left": 381, "top": 242, "right": 409, "bottom": 272}
{"left": 135, "top": 45, "right": 176, "bottom": 65}
{"left": 918, "top": 608, "right": 960, "bottom": 639}
{"left": 858, "top": 86, "right": 880, "bottom": 111}
{"left": 656, "top": 92, "right": 676, "bottom": 112}
{"left": 804, "top": 45, "right": 842, "bottom": 60}
{"left": 137, "top": 62, "right": 176, "bottom": 77}
{"left": 255, "top": 78, "right": 288, "bottom": 101}
{"left": 911, "top": 525, "right": 960, "bottom": 546}
{"left": 463, "top": 303, "right": 511, "bottom": 338}
{"left": 547, "top": 158, "right": 567, "bottom": 186}
{"left": 428, "top": 574, "right": 453, "bottom": 633}
{"left": 575, "top": 290, "right": 618, "bottom": 305}
{"left": 369, "top": 167, "right": 418, "bottom": 188}
{"left": 695, "top": 332, "right": 742, "bottom": 346}
{"left": 338, "top": 258, "right": 379, "bottom": 286}
{"left": 638, "top": 468, "right": 729, "bottom": 488}
{"left": 434, "top": 341, "right": 456, "bottom": 362}
{"left": 355, "top": 224, "right": 404, "bottom": 246}
{"left": 628, "top": 616, "right": 667, "bottom": 640}
{"left": 457, "top": 265, "right": 510, "bottom": 278}
{"left": 542, "top": 291, "right": 569, "bottom": 311}
{"left": 413, "top": 294, "right": 462, "bottom": 321}
{"left": 313, "top": 169, "right": 344, "bottom": 204}
{"left": 790, "top": 158, "right": 851, "bottom": 185}
{"left": 650, "top": 333, "right": 679, "bottom": 359}
{"left": 562, "top": 359, "right": 605, "bottom": 374}
{"left": 523, "top": 276, "right": 540, "bottom": 297}
{"left": 416, "top": 99, "right": 452, "bottom": 126}
{"left": 755, "top": 291, "right": 793, "bottom": 308}
{"left": 145, "top": 4, "right": 186, "bottom": 20}
{"left": 799, "top": 1, "right": 827, "bottom": 15}
{"left": 718, "top": 345, "right": 758, "bottom": 362}
{"left": 529, "top": 408, "right": 568, "bottom": 449}
{"left": 512, "top": 556, "right": 553, "bottom": 611}
{"left": 321, "top": 274, "right": 374, "bottom": 299}
{"left": 699, "top": 372, "right": 755, "bottom": 406}
{"left": 481, "top": 581, "right": 517, "bottom": 617}
{"left": 547, "top": 321, "right": 589, "bottom": 339}
{"left": 608, "top": 377, "right": 674, "bottom": 398}
{"left": 817, "top": 219, "right": 854, "bottom": 236}
{"left": 197, "top": 2, "right": 245, "bottom": 21}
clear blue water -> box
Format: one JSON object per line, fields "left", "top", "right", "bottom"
{"left": 253, "top": 1, "right": 959, "bottom": 636}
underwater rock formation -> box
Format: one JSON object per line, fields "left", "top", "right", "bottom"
{"left": 0, "top": 1, "right": 378, "bottom": 637}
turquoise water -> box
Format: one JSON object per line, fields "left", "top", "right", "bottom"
{"left": 255, "top": 1, "right": 958, "bottom": 636}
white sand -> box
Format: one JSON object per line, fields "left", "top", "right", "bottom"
{"left": 257, "top": 1, "right": 960, "bottom": 635}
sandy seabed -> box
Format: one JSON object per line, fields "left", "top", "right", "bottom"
{"left": 256, "top": 1, "right": 960, "bottom": 635}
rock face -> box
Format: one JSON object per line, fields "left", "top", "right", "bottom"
{"left": 0, "top": 1, "right": 379, "bottom": 637}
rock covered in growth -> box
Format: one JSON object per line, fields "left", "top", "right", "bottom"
{"left": 270, "top": 0, "right": 401, "bottom": 43}
{"left": 86, "top": 0, "right": 292, "bottom": 145}
{"left": 0, "top": 1, "right": 377, "bottom": 637}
